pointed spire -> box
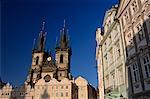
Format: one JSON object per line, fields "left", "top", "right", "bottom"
{"left": 35, "top": 20, "right": 47, "bottom": 52}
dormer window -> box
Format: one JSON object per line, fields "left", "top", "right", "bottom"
{"left": 60, "top": 54, "right": 63, "bottom": 63}
{"left": 124, "top": 11, "right": 129, "bottom": 23}
{"left": 131, "top": 0, "right": 138, "bottom": 14}
{"left": 126, "top": 32, "right": 133, "bottom": 46}
{"left": 136, "top": 23, "right": 144, "bottom": 41}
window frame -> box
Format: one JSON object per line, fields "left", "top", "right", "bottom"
{"left": 136, "top": 23, "right": 144, "bottom": 41}
{"left": 60, "top": 54, "right": 64, "bottom": 63}
{"left": 142, "top": 54, "right": 150, "bottom": 78}
{"left": 131, "top": 62, "right": 140, "bottom": 83}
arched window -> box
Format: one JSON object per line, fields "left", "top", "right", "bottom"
{"left": 60, "top": 54, "right": 63, "bottom": 63}
{"left": 36, "top": 56, "right": 39, "bottom": 65}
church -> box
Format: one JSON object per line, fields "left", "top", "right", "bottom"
{"left": 0, "top": 20, "right": 97, "bottom": 99}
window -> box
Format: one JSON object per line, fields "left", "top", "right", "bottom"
{"left": 81, "top": 94, "right": 84, "bottom": 97}
{"left": 131, "top": 0, "right": 138, "bottom": 14}
{"left": 60, "top": 73, "right": 62, "bottom": 76}
{"left": 110, "top": 71, "right": 115, "bottom": 88}
{"left": 126, "top": 32, "right": 133, "bottom": 46}
{"left": 104, "top": 42, "right": 107, "bottom": 50}
{"left": 105, "top": 75, "right": 109, "bottom": 88}
{"left": 118, "top": 66, "right": 124, "bottom": 85}
{"left": 66, "top": 86, "right": 68, "bottom": 89}
{"left": 108, "top": 35, "right": 112, "bottom": 45}
{"left": 132, "top": 63, "right": 140, "bottom": 82}
{"left": 104, "top": 54, "right": 108, "bottom": 69}
{"left": 142, "top": 54, "right": 150, "bottom": 78}
{"left": 60, "top": 54, "right": 63, "bottom": 63}
{"left": 66, "top": 92, "right": 68, "bottom": 97}
{"left": 109, "top": 48, "right": 113, "bottom": 64}
{"left": 56, "top": 93, "right": 58, "bottom": 97}
{"left": 136, "top": 24, "right": 144, "bottom": 41}
{"left": 124, "top": 11, "right": 129, "bottom": 22}
{"left": 116, "top": 42, "right": 121, "bottom": 58}
{"left": 108, "top": 20, "right": 111, "bottom": 27}
{"left": 109, "top": 35, "right": 111, "bottom": 39}
{"left": 44, "top": 75, "right": 51, "bottom": 82}
{"left": 35, "top": 56, "right": 39, "bottom": 65}
{"left": 127, "top": 32, "right": 132, "bottom": 38}
{"left": 61, "top": 93, "right": 63, "bottom": 97}
{"left": 56, "top": 86, "right": 58, "bottom": 89}
{"left": 106, "top": 20, "right": 111, "bottom": 29}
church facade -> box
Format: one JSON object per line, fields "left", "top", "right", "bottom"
{"left": 0, "top": 21, "right": 97, "bottom": 99}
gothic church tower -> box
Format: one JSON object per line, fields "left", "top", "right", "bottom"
{"left": 26, "top": 21, "right": 49, "bottom": 88}
{"left": 55, "top": 20, "right": 72, "bottom": 81}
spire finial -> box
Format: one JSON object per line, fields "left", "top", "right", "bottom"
{"left": 42, "top": 21, "right": 45, "bottom": 31}
{"left": 63, "top": 19, "right": 66, "bottom": 28}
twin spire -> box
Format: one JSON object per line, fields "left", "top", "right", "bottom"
{"left": 32, "top": 19, "right": 70, "bottom": 53}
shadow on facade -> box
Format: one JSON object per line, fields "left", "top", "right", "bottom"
{"left": 41, "top": 89, "right": 49, "bottom": 99}
{"left": 125, "top": 19, "right": 150, "bottom": 99}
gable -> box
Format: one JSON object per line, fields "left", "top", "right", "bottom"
{"left": 75, "top": 76, "right": 88, "bottom": 86}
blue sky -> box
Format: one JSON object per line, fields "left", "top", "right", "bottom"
{"left": 1, "top": 0, "right": 118, "bottom": 88}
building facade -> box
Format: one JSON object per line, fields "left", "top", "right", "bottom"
{"left": 96, "top": 6, "right": 127, "bottom": 99}
{"left": 116, "top": 0, "right": 150, "bottom": 98}
{"left": 96, "top": 0, "right": 150, "bottom": 99}
{"left": 0, "top": 21, "right": 97, "bottom": 99}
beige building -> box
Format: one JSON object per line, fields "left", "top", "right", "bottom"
{"left": 96, "top": 6, "right": 127, "bottom": 99}
{"left": 0, "top": 78, "right": 78, "bottom": 99}
{"left": 0, "top": 20, "right": 97, "bottom": 99}
{"left": 116, "top": 0, "right": 150, "bottom": 98}
{"left": 75, "top": 76, "right": 97, "bottom": 99}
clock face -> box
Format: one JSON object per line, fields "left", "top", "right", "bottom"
{"left": 47, "top": 57, "right": 51, "bottom": 61}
